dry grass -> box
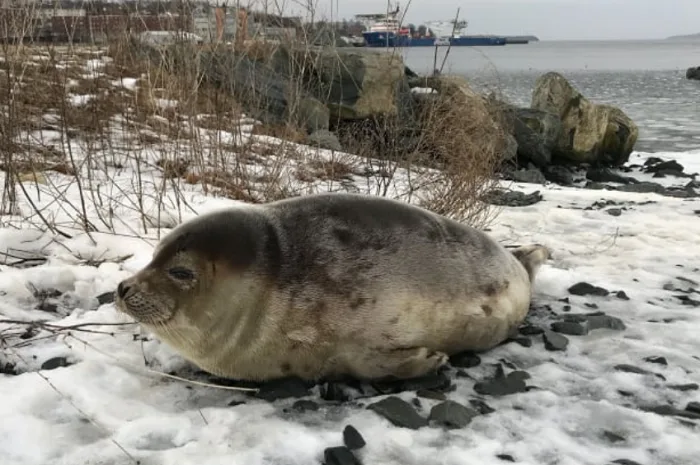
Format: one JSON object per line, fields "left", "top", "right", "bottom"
{"left": 0, "top": 6, "right": 508, "bottom": 239}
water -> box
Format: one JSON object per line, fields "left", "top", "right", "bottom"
{"left": 397, "top": 39, "right": 700, "bottom": 153}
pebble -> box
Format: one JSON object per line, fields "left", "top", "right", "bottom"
{"left": 668, "top": 383, "right": 699, "bottom": 392}
{"left": 324, "top": 446, "right": 360, "bottom": 465}
{"left": 496, "top": 454, "right": 516, "bottom": 462}
{"left": 519, "top": 325, "right": 544, "bottom": 336}
{"left": 366, "top": 396, "right": 428, "bottom": 429}
{"left": 568, "top": 282, "right": 610, "bottom": 297}
{"left": 41, "top": 357, "right": 71, "bottom": 371}
{"left": 474, "top": 371, "right": 530, "bottom": 397}
{"left": 428, "top": 400, "right": 478, "bottom": 429}
{"left": 614, "top": 364, "right": 666, "bottom": 381}
{"left": 543, "top": 330, "right": 569, "bottom": 351}
{"left": 416, "top": 389, "right": 447, "bottom": 401}
{"left": 551, "top": 321, "right": 589, "bottom": 336}
{"left": 291, "top": 400, "right": 320, "bottom": 412}
{"left": 469, "top": 399, "right": 496, "bottom": 414}
{"left": 449, "top": 351, "right": 481, "bottom": 368}
{"left": 686, "top": 402, "right": 700, "bottom": 415}
{"left": 255, "top": 377, "right": 311, "bottom": 401}
{"left": 342, "top": 425, "right": 366, "bottom": 450}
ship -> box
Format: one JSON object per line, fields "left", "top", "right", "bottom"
{"left": 354, "top": 2, "right": 508, "bottom": 47}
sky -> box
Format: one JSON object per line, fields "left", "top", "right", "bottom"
{"left": 274, "top": 0, "right": 700, "bottom": 41}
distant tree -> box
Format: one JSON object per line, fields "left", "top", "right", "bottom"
{"left": 417, "top": 24, "right": 426, "bottom": 37}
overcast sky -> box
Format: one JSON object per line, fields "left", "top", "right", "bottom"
{"left": 279, "top": 0, "right": 700, "bottom": 41}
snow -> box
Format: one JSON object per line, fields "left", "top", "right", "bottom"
{"left": 1, "top": 116, "right": 700, "bottom": 463}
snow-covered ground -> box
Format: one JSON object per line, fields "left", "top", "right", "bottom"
{"left": 1, "top": 145, "right": 698, "bottom": 465}
{"left": 1, "top": 50, "right": 699, "bottom": 465}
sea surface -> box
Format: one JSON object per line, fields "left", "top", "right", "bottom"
{"left": 397, "top": 39, "right": 700, "bottom": 154}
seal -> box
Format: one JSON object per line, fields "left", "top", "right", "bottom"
{"left": 115, "top": 193, "right": 551, "bottom": 382}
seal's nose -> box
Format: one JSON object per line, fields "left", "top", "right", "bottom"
{"left": 117, "top": 281, "right": 131, "bottom": 299}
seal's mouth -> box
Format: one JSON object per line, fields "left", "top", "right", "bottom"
{"left": 115, "top": 288, "right": 176, "bottom": 326}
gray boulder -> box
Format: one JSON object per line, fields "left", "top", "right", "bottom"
{"left": 531, "top": 72, "right": 638, "bottom": 166}
{"left": 307, "top": 129, "right": 343, "bottom": 151}
{"left": 510, "top": 108, "right": 562, "bottom": 167}
{"left": 687, "top": 67, "right": 700, "bottom": 80}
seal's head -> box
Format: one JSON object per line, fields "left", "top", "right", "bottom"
{"left": 114, "top": 208, "right": 263, "bottom": 327}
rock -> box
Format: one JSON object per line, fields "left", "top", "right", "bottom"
{"left": 449, "top": 351, "right": 481, "bottom": 368}
{"left": 576, "top": 314, "right": 626, "bottom": 331}
{"left": 416, "top": 389, "right": 447, "bottom": 401}
{"left": 543, "top": 330, "right": 569, "bottom": 351}
{"left": 469, "top": 399, "right": 496, "bottom": 414}
{"left": 616, "top": 290, "right": 630, "bottom": 300}
{"left": 501, "top": 133, "right": 519, "bottom": 161}
{"left": 291, "top": 400, "right": 320, "bottom": 412}
{"left": 496, "top": 454, "right": 516, "bottom": 462}
{"left": 366, "top": 396, "right": 428, "bottom": 429}
{"left": 551, "top": 321, "right": 589, "bottom": 336}
{"left": 96, "top": 291, "right": 115, "bottom": 305}
{"left": 507, "top": 107, "right": 563, "bottom": 167}
{"left": 324, "top": 446, "right": 360, "bottom": 465}
{"left": 568, "top": 282, "right": 610, "bottom": 297}
{"left": 311, "top": 48, "right": 407, "bottom": 120}
{"left": 473, "top": 371, "right": 529, "bottom": 397}
{"left": 307, "top": 129, "right": 343, "bottom": 151}
{"left": 41, "top": 357, "right": 71, "bottom": 371}
{"left": 611, "top": 460, "right": 642, "bottom": 465}
{"left": 543, "top": 165, "right": 575, "bottom": 185}
{"left": 686, "top": 402, "right": 700, "bottom": 415}
{"left": 668, "top": 383, "right": 699, "bottom": 392}
{"left": 586, "top": 167, "right": 637, "bottom": 185}
{"left": 483, "top": 189, "right": 543, "bottom": 207}
{"left": 644, "top": 159, "right": 685, "bottom": 174}
{"left": 255, "top": 377, "right": 311, "bottom": 401}
{"left": 511, "top": 167, "right": 547, "bottom": 184}
{"left": 640, "top": 404, "right": 700, "bottom": 420}
{"left": 429, "top": 400, "right": 479, "bottom": 429}
{"left": 687, "top": 66, "right": 700, "bottom": 80}
{"left": 607, "top": 208, "right": 622, "bottom": 217}
{"left": 372, "top": 371, "right": 452, "bottom": 395}
{"left": 531, "top": 71, "right": 638, "bottom": 166}
{"left": 603, "top": 430, "right": 626, "bottom": 443}
{"left": 296, "top": 97, "right": 330, "bottom": 133}
{"left": 614, "top": 364, "right": 666, "bottom": 381}
{"left": 342, "top": 425, "right": 366, "bottom": 450}
{"left": 643, "top": 356, "right": 668, "bottom": 366}
{"left": 519, "top": 324, "right": 544, "bottom": 336}
{"left": 512, "top": 336, "right": 533, "bottom": 347}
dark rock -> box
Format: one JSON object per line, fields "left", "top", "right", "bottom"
{"left": 496, "top": 454, "right": 516, "bottom": 462}
{"left": 469, "top": 398, "right": 496, "bottom": 414}
{"left": 643, "top": 356, "right": 668, "bottom": 366}
{"left": 324, "top": 446, "right": 360, "bottom": 465}
{"left": 686, "top": 402, "right": 700, "bottom": 415}
{"left": 1, "top": 361, "right": 17, "bottom": 375}
{"left": 416, "top": 389, "right": 447, "bottom": 401}
{"left": 519, "top": 324, "right": 544, "bottom": 336}
{"left": 366, "top": 396, "right": 428, "bottom": 429}
{"left": 228, "top": 400, "right": 245, "bottom": 407}
{"left": 543, "top": 330, "right": 569, "bottom": 351}
{"left": 611, "top": 460, "right": 642, "bottom": 465}
{"left": 96, "top": 291, "right": 115, "bottom": 305}
{"left": 607, "top": 208, "right": 622, "bottom": 217}
{"left": 603, "top": 430, "right": 626, "bottom": 443}
{"left": 255, "top": 377, "right": 311, "bottom": 401}
{"left": 297, "top": 96, "right": 330, "bottom": 133}
{"left": 512, "top": 167, "right": 546, "bottom": 184}
{"left": 675, "top": 295, "right": 700, "bottom": 307}
{"left": 616, "top": 290, "right": 630, "bottom": 300}
{"left": 586, "top": 315, "right": 627, "bottom": 331}
{"left": 645, "top": 159, "right": 684, "bottom": 174}
{"left": 513, "top": 336, "right": 533, "bottom": 347}
{"left": 372, "top": 371, "right": 452, "bottom": 395}
{"left": 41, "top": 357, "right": 71, "bottom": 371}
{"left": 483, "top": 189, "right": 543, "bottom": 207}
{"left": 474, "top": 371, "right": 529, "bottom": 397}
{"left": 320, "top": 382, "right": 354, "bottom": 402}
{"left": 449, "top": 351, "right": 481, "bottom": 368}
{"left": 36, "top": 301, "right": 58, "bottom": 312}
{"left": 568, "top": 282, "right": 610, "bottom": 297}
{"left": 683, "top": 64, "right": 698, "bottom": 79}
{"left": 291, "top": 400, "right": 320, "bottom": 412}
{"left": 617, "top": 390, "right": 634, "bottom": 397}
{"left": 668, "top": 383, "right": 699, "bottom": 392}
{"left": 614, "top": 364, "right": 666, "bottom": 381}
{"left": 640, "top": 404, "right": 700, "bottom": 420}
{"left": 551, "top": 321, "right": 589, "bottom": 336}
{"left": 586, "top": 167, "right": 637, "bottom": 185}
{"left": 342, "top": 425, "right": 366, "bottom": 450}
{"left": 428, "top": 400, "right": 479, "bottom": 429}
{"left": 543, "top": 165, "right": 575, "bottom": 185}
{"left": 507, "top": 107, "right": 563, "bottom": 167}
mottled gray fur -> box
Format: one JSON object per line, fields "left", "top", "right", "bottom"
{"left": 115, "top": 193, "right": 550, "bottom": 382}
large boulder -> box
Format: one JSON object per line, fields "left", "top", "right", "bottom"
{"left": 687, "top": 67, "right": 700, "bottom": 80}
{"left": 531, "top": 72, "right": 638, "bottom": 166}
{"left": 499, "top": 106, "right": 562, "bottom": 167}
{"left": 306, "top": 48, "right": 407, "bottom": 121}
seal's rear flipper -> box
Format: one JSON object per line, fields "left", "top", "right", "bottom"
{"left": 510, "top": 244, "right": 552, "bottom": 283}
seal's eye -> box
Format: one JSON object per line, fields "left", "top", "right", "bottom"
{"left": 168, "top": 267, "right": 195, "bottom": 281}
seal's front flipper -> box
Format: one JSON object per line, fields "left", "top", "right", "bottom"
{"left": 351, "top": 346, "right": 449, "bottom": 380}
